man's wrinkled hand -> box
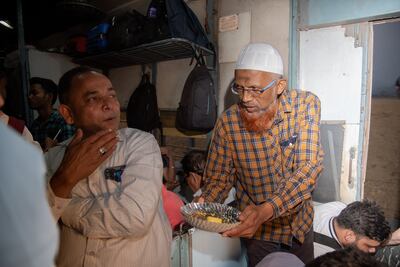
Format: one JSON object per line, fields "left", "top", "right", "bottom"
{"left": 50, "top": 129, "right": 118, "bottom": 198}
{"left": 222, "top": 203, "right": 274, "bottom": 238}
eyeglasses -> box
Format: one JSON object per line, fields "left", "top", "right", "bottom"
{"left": 231, "top": 79, "right": 277, "bottom": 97}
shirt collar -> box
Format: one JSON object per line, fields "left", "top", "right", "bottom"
{"left": 329, "top": 217, "right": 343, "bottom": 248}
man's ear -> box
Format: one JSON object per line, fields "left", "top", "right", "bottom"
{"left": 344, "top": 230, "right": 357, "bottom": 245}
{"left": 276, "top": 79, "right": 287, "bottom": 95}
{"left": 59, "top": 104, "right": 74, "bottom": 125}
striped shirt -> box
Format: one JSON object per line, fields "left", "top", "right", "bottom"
{"left": 45, "top": 128, "right": 172, "bottom": 267}
{"left": 202, "top": 89, "right": 323, "bottom": 246}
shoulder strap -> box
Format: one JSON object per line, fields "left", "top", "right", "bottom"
{"left": 314, "top": 232, "right": 342, "bottom": 250}
{"left": 8, "top": 116, "right": 25, "bottom": 134}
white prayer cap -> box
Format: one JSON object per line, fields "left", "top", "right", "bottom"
{"left": 235, "top": 43, "right": 283, "bottom": 75}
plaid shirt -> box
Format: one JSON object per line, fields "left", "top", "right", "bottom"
{"left": 202, "top": 89, "right": 323, "bottom": 246}
{"left": 30, "top": 110, "right": 76, "bottom": 149}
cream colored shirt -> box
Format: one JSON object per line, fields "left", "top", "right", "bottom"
{"left": 45, "top": 128, "right": 172, "bottom": 267}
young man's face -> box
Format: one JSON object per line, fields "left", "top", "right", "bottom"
{"left": 28, "top": 83, "right": 52, "bottom": 109}
{"left": 61, "top": 71, "right": 120, "bottom": 136}
{"left": 353, "top": 236, "right": 381, "bottom": 254}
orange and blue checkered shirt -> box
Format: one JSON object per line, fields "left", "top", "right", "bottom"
{"left": 202, "top": 89, "right": 323, "bottom": 246}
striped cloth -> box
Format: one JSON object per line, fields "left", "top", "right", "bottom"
{"left": 202, "top": 89, "right": 324, "bottom": 246}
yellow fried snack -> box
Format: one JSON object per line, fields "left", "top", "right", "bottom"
{"left": 206, "top": 216, "right": 223, "bottom": 223}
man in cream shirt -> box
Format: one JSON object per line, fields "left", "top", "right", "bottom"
{"left": 46, "top": 66, "right": 171, "bottom": 267}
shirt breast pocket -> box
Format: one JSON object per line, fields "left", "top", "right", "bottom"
{"left": 280, "top": 134, "right": 297, "bottom": 164}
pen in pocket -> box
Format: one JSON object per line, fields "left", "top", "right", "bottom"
{"left": 53, "top": 129, "right": 62, "bottom": 141}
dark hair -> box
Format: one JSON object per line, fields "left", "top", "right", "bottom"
{"left": 29, "top": 77, "right": 58, "bottom": 105}
{"left": 58, "top": 66, "right": 97, "bottom": 104}
{"left": 181, "top": 150, "right": 207, "bottom": 176}
{"left": 336, "top": 200, "right": 391, "bottom": 242}
{"left": 306, "top": 247, "right": 387, "bottom": 267}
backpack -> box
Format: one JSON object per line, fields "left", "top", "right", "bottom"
{"left": 176, "top": 59, "right": 217, "bottom": 133}
{"left": 108, "top": 10, "right": 150, "bottom": 50}
{"left": 146, "top": 0, "right": 171, "bottom": 41}
{"left": 126, "top": 74, "right": 162, "bottom": 132}
{"left": 165, "top": 0, "right": 213, "bottom": 49}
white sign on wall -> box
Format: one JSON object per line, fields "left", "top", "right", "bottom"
{"left": 218, "top": 12, "right": 251, "bottom": 63}
{"left": 218, "top": 14, "right": 239, "bottom": 32}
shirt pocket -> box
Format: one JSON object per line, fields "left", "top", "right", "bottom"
{"left": 279, "top": 134, "right": 297, "bottom": 167}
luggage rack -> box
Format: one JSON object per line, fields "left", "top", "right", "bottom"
{"left": 73, "top": 38, "right": 214, "bottom": 69}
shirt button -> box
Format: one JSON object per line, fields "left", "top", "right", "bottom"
{"left": 88, "top": 251, "right": 95, "bottom": 256}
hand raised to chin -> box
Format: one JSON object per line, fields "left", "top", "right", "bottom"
{"left": 50, "top": 128, "right": 118, "bottom": 198}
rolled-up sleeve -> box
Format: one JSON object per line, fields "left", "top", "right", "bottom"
{"left": 47, "top": 183, "right": 72, "bottom": 221}
{"left": 201, "top": 119, "right": 235, "bottom": 204}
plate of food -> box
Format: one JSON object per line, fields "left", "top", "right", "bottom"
{"left": 180, "top": 202, "right": 241, "bottom": 233}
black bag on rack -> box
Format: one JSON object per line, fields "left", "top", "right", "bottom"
{"left": 126, "top": 74, "right": 162, "bottom": 132}
{"left": 176, "top": 57, "right": 217, "bottom": 133}
{"left": 146, "top": 0, "right": 171, "bottom": 41}
{"left": 165, "top": 0, "right": 212, "bottom": 49}
{"left": 108, "top": 9, "right": 150, "bottom": 50}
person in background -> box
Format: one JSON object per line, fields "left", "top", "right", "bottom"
{"left": 314, "top": 200, "right": 398, "bottom": 267}
{"left": 181, "top": 150, "right": 236, "bottom": 204}
{"left": 45, "top": 66, "right": 171, "bottom": 267}
{"left": 0, "top": 70, "right": 35, "bottom": 142}
{"left": 161, "top": 146, "right": 179, "bottom": 189}
{"left": 160, "top": 146, "right": 184, "bottom": 230}
{"left": 28, "top": 77, "right": 75, "bottom": 151}
{"left": 0, "top": 84, "right": 59, "bottom": 267}
{"left": 198, "top": 43, "right": 324, "bottom": 266}
{"left": 180, "top": 150, "right": 207, "bottom": 203}
{"left": 306, "top": 247, "right": 388, "bottom": 267}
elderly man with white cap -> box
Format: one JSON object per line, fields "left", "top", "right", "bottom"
{"left": 198, "top": 43, "right": 324, "bottom": 266}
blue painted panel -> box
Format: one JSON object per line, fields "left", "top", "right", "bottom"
{"left": 302, "top": 0, "right": 400, "bottom": 28}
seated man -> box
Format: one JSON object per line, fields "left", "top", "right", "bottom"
{"left": 28, "top": 77, "right": 75, "bottom": 151}
{"left": 180, "top": 150, "right": 207, "bottom": 203}
{"left": 180, "top": 150, "right": 235, "bottom": 204}
{"left": 314, "top": 200, "right": 398, "bottom": 266}
{"left": 46, "top": 67, "right": 171, "bottom": 267}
